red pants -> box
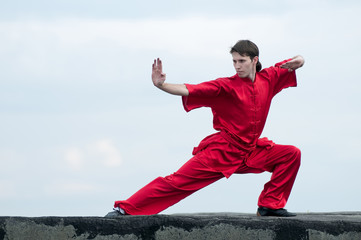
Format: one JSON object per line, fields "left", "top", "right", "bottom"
{"left": 114, "top": 143, "right": 301, "bottom": 215}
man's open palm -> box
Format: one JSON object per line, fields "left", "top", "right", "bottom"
{"left": 152, "top": 58, "right": 166, "bottom": 87}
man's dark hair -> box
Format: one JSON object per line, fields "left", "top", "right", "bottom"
{"left": 230, "top": 40, "right": 262, "bottom": 72}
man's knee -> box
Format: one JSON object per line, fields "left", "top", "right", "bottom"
{"left": 287, "top": 145, "right": 301, "bottom": 166}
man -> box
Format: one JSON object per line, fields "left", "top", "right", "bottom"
{"left": 106, "top": 40, "right": 305, "bottom": 217}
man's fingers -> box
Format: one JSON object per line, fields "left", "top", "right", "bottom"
{"left": 152, "top": 58, "right": 163, "bottom": 69}
{"left": 157, "top": 58, "right": 163, "bottom": 72}
{"left": 281, "top": 62, "right": 294, "bottom": 69}
{"left": 280, "top": 63, "right": 288, "bottom": 69}
{"left": 152, "top": 59, "right": 157, "bottom": 70}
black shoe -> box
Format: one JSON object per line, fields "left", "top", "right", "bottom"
{"left": 257, "top": 207, "right": 296, "bottom": 217}
{"left": 105, "top": 209, "right": 124, "bottom": 218}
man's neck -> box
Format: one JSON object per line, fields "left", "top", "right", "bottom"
{"left": 249, "top": 72, "right": 256, "bottom": 82}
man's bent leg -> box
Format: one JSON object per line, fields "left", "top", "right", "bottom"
{"left": 247, "top": 144, "right": 301, "bottom": 210}
{"left": 114, "top": 157, "right": 224, "bottom": 215}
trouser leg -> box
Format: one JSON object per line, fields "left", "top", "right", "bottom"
{"left": 246, "top": 144, "right": 301, "bottom": 209}
{"left": 114, "top": 157, "right": 224, "bottom": 215}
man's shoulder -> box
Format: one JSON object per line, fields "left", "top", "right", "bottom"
{"left": 257, "top": 66, "right": 277, "bottom": 80}
{"left": 215, "top": 74, "right": 238, "bottom": 82}
{"left": 205, "top": 75, "right": 235, "bottom": 85}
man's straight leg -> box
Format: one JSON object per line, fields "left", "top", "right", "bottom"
{"left": 114, "top": 157, "right": 224, "bottom": 215}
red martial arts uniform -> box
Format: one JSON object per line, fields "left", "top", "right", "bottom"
{"left": 114, "top": 59, "right": 301, "bottom": 215}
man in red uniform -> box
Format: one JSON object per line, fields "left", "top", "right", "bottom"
{"left": 106, "top": 40, "right": 305, "bottom": 217}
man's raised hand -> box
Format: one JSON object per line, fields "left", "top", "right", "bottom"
{"left": 280, "top": 55, "right": 305, "bottom": 72}
{"left": 152, "top": 58, "right": 166, "bottom": 87}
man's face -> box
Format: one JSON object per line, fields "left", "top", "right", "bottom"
{"left": 232, "top": 52, "right": 258, "bottom": 79}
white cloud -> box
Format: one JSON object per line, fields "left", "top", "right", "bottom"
{"left": 64, "top": 147, "right": 84, "bottom": 170}
{"left": 0, "top": 16, "right": 284, "bottom": 59}
{"left": 91, "top": 139, "right": 122, "bottom": 167}
{"left": 63, "top": 138, "right": 122, "bottom": 170}
{"left": 0, "top": 16, "right": 291, "bottom": 89}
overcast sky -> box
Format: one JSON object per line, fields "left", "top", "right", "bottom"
{"left": 1, "top": 0, "right": 361, "bottom": 217}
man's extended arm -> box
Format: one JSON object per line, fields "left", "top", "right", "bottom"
{"left": 280, "top": 55, "right": 305, "bottom": 71}
{"left": 152, "top": 58, "right": 189, "bottom": 96}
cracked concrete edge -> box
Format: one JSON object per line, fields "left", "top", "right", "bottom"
{"left": 1, "top": 212, "right": 361, "bottom": 240}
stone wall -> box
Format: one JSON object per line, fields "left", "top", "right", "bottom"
{"left": 1, "top": 212, "right": 361, "bottom": 240}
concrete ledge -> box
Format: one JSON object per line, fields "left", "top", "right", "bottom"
{"left": 1, "top": 212, "right": 361, "bottom": 240}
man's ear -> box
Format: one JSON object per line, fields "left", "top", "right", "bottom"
{"left": 253, "top": 56, "right": 259, "bottom": 64}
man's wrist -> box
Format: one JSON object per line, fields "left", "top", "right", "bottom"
{"left": 156, "top": 82, "right": 166, "bottom": 89}
{"left": 294, "top": 55, "right": 304, "bottom": 67}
